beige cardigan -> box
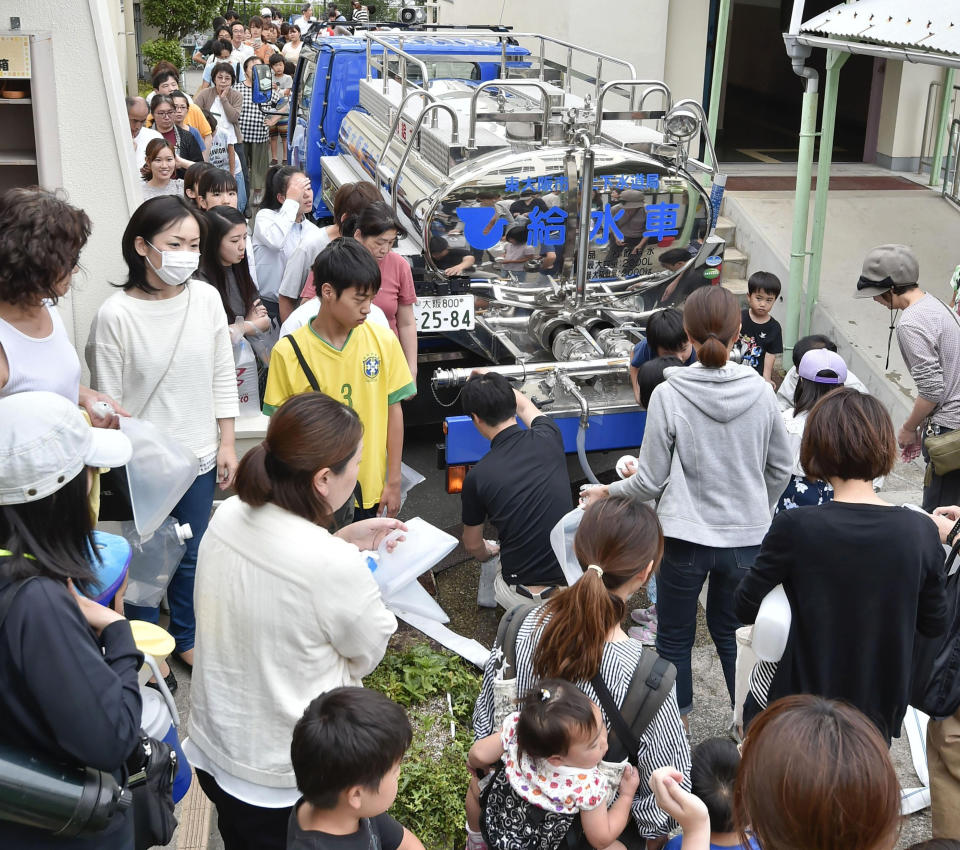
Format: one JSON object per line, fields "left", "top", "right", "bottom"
{"left": 194, "top": 86, "right": 245, "bottom": 144}
{"left": 187, "top": 497, "right": 397, "bottom": 787}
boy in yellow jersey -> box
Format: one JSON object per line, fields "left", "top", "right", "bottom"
{"left": 263, "top": 238, "right": 416, "bottom": 518}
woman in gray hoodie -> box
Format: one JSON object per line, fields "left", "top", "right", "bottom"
{"left": 584, "top": 286, "right": 792, "bottom": 723}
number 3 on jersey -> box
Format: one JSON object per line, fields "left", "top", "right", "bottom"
{"left": 341, "top": 382, "right": 353, "bottom": 408}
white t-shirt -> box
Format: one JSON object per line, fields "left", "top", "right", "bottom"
{"left": 282, "top": 41, "right": 303, "bottom": 63}
{"left": 279, "top": 298, "right": 389, "bottom": 338}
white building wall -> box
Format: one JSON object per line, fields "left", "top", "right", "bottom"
{"left": 0, "top": 0, "right": 141, "bottom": 371}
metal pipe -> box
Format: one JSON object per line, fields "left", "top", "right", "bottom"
{"left": 467, "top": 79, "right": 553, "bottom": 149}
{"left": 783, "top": 33, "right": 819, "bottom": 358}
{"left": 803, "top": 48, "right": 848, "bottom": 336}
{"left": 432, "top": 357, "right": 630, "bottom": 388}
{"left": 574, "top": 133, "right": 595, "bottom": 308}
{"left": 594, "top": 80, "right": 671, "bottom": 137}
{"left": 672, "top": 99, "right": 719, "bottom": 179}
{"left": 930, "top": 68, "right": 957, "bottom": 188}
{"left": 705, "top": 0, "right": 732, "bottom": 168}
{"left": 375, "top": 89, "right": 436, "bottom": 189}
{"left": 558, "top": 374, "right": 601, "bottom": 484}
{"left": 391, "top": 102, "right": 461, "bottom": 212}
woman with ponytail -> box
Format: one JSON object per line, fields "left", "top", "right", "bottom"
{"left": 185, "top": 392, "right": 402, "bottom": 850}
{"left": 583, "top": 287, "right": 792, "bottom": 729}
{"left": 471, "top": 497, "right": 691, "bottom": 847}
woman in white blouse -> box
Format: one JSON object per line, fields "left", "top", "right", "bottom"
{"left": 186, "top": 391, "right": 402, "bottom": 850}
{"left": 86, "top": 195, "right": 238, "bottom": 691}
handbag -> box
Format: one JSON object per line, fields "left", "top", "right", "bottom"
{"left": 97, "top": 288, "right": 193, "bottom": 523}
{"left": 924, "top": 426, "right": 960, "bottom": 476}
{"left": 126, "top": 734, "right": 178, "bottom": 850}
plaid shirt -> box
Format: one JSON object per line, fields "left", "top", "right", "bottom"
{"left": 233, "top": 81, "right": 278, "bottom": 144}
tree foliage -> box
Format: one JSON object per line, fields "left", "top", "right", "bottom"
{"left": 142, "top": 0, "right": 222, "bottom": 40}
{"left": 141, "top": 39, "right": 186, "bottom": 74}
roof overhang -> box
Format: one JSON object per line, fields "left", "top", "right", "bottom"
{"left": 794, "top": 0, "right": 960, "bottom": 69}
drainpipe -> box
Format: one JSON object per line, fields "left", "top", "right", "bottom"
{"left": 802, "top": 48, "right": 848, "bottom": 336}
{"left": 783, "top": 28, "right": 819, "bottom": 360}
{"left": 705, "top": 0, "right": 732, "bottom": 169}
{"left": 930, "top": 68, "right": 957, "bottom": 188}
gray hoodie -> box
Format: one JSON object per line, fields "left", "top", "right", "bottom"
{"left": 608, "top": 362, "right": 793, "bottom": 547}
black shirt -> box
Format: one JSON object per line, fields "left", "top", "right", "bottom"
{"left": 434, "top": 247, "right": 472, "bottom": 271}
{"left": 734, "top": 502, "right": 948, "bottom": 742}
{"left": 286, "top": 806, "right": 403, "bottom": 850}
{"left": 662, "top": 267, "right": 710, "bottom": 306}
{"left": 461, "top": 417, "right": 570, "bottom": 587}
{"left": 509, "top": 196, "right": 548, "bottom": 217}
{"left": 738, "top": 308, "right": 783, "bottom": 375}
{"left": 0, "top": 575, "right": 143, "bottom": 848}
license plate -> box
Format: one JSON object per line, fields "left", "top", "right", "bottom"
{"left": 414, "top": 295, "right": 475, "bottom": 333}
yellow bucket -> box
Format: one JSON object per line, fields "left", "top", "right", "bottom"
{"left": 130, "top": 620, "right": 175, "bottom": 686}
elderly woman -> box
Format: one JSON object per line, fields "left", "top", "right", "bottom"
{"left": 185, "top": 392, "right": 402, "bottom": 850}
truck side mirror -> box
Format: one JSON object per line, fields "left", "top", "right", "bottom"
{"left": 252, "top": 63, "right": 273, "bottom": 103}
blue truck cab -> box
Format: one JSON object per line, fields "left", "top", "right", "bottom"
{"left": 286, "top": 34, "right": 530, "bottom": 217}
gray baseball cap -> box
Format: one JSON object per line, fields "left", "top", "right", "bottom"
{"left": 854, "top": 243, "right": 919, "bottom": 298}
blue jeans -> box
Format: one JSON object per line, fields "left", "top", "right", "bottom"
{"left": 654, "top": 537, "right": 760, "bottom": 714}
{"left": 125, "top": 469, "right": 216, "bottom": 653}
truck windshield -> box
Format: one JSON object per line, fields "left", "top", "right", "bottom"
{"left": 296, "top": 57, "right": 317, "bottom": 123}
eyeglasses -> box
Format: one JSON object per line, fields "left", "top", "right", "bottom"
{"left": 173, "top": 104, "right": 188, "bottom": 112}
{"left": 153, "top": 110, "right": 174, "bottom": 118}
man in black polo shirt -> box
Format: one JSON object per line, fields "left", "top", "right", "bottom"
{"left": 460, "top": 372, "right": 571, "bottom": 609}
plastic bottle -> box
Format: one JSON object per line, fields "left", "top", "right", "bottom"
{"left": 123, "top": 519, "right": 193, "bottom": 608}
{"left": 751, "top": 584, "right": 792, "bottom": 662}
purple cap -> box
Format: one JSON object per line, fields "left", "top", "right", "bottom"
{"left": 798, "top": 348, "right": 847, "bottom": 384}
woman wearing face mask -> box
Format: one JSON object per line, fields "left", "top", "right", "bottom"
{"left": 342, "top": 202, "right": 417, "bottom": 380}
{"left": 86, "top": 196, "right": 238, "bottom": 692}
{"left": 185, "top": 392, "right": 401, "bottom": 850}
{"left": 140, "top": 139, "right": 183, "bottom": 201}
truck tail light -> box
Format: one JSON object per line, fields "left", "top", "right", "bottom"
{"left": 446, "top": 465, "right": 468, "bottom": 493}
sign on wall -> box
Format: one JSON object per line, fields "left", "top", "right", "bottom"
{"left": 0, "top": 35, "right": 30, "bottom": 79}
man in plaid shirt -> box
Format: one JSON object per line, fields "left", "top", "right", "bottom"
{"left": 234, "top": 56, "right": 280, "bottom": 208}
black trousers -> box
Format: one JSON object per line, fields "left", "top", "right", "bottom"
{"left": 195, "top": 769, "right": 291, "bottom": 850}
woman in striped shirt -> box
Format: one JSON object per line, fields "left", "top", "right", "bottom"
{"left": 472, "top": 496, "right": 691, "bottom": 846}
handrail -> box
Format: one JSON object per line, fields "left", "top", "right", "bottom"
{"left": 358, "top": 30, "right": 640, "bottom": 110}
{"left": 391, "top": 103, "right": 461, "bottom": 213}
{"left": 363, "top": 31, "right": 430, "bottom": 96}
{"left": 671, "top": 98, "right": 719, "bottom": 179}
{"left": 944, "top": 118, "right": 960, "bottom": 209}
{"left": 467, "top": 79, "right": 553, "bottom": 149}
{"left": 594, "top": 80, "right": 672, "bottom": 136}
{"left": 375, "top": 89, "right": 437, "bottom": 190}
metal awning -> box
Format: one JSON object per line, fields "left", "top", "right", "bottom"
{"left": 798, "top": 0, "right": 960, "bottom": 67}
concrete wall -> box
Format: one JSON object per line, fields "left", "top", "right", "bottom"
{"left": 438, "top": 0, "right": 674, "bottom": 97}
{"left": 664, "top": 0, "right": 710, "bottom": 104}
{"left": 0, "top": 0, "right": 142, "bottom": 368}
{"left": 876, "top": 61, "right": 943, "bottom": 171}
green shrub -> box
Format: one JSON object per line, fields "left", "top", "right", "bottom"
{"left": 142, "top": 0, "right": 222, "bottom": 40}
{"left": 365, "top": 645, "right": 481, "bottom": 850}
{"left": 141, "top": 39, "right": 185, "bottom": 75}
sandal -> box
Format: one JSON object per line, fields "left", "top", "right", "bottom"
{"left": 145, "top": 669, "right": 178, "bottom": 696}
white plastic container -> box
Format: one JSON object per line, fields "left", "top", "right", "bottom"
{"left": 123, "top": 518, "right": 193, "bottom": 608}
{"left": 751, "top": 584, "right": 792, "bottom": 662}
{"left": 369, "top": 517, "right": 458, "bottom": 598}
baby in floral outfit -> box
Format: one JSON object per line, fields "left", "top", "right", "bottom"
{"left": 466, "top": 679, "right": 639, "bottom": 850}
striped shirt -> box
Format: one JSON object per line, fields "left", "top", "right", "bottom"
{"left": 473, "top": 606, "right": 692, "bottom": 839}
{"left": 896, "top": 293, "right": 960, "bottom": 430}
{"left": 352, "top": 6, "right": 369, "bottom": 21}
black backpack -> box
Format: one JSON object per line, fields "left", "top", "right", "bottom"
{"left": 911, "top": 541, "right": 960, "bottom": 718}
{"left": 480, "top": 604, "right": 676, "bottom": 850}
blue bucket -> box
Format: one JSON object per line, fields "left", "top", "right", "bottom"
{"left": 140, "top": 656, "right": 192, "bottom": 803}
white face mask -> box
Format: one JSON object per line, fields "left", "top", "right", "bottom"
{"left": 145, "top": 241, "right": 200, "bottom": 287}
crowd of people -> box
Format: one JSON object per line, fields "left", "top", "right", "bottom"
{"left": 2, "top": 68, "right": 960, "bottom": 849}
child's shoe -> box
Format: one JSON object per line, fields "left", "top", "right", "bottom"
{"left": 630, "top": 604, "right": 657, "bottom": 626}
{"left": 628, "top": 624, "right": 657, "bottom": 645}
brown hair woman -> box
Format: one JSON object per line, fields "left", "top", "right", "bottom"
{"left": 186, "top": 392, "right": 406, "bottom": 850}
{"left": 735, "top": 388, "right": 947, "bottom": 740}
{"left": 471, "top": 496, "right": 691, "bottom": 844}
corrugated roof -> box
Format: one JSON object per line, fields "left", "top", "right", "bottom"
{"left": 801, "top": 1, "right": 960, "bottom": 57}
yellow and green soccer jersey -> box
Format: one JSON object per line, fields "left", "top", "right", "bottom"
{"left": 263, "top": 319, "right": 416, "bottom": 507}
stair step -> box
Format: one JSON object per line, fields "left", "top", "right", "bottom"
{"left": 722, "top": 247, "right": 748, "bottom": 279}
{"left": 721, "top": 277, "right": 750, "bottom": 307}
{"left": 714, "top": 215, "right": 736, "bottom": 243}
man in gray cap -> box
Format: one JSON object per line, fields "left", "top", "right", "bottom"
{"left": 856, "top": 243, "right": 960, "bottom": 509}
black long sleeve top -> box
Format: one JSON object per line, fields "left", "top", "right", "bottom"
{"left": 0, "top": 576, "right": 143, "bottom": 848}
{"left": 735, "top": 502, "right": 948, "bottom": 742}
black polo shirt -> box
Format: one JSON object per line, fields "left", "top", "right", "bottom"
{"left": 461, "top": 416, "right": 571, "bottom": 587}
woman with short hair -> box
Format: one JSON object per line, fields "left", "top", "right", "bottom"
{"left": 186, "top": 392, "right": 401, "bottom": 850}
{"left": 735, "top": 388, "right": 948, "bottom": 741}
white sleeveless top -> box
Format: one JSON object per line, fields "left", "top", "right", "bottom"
{"left": 0, "top": 303, "right": 81, "bottom": 403}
